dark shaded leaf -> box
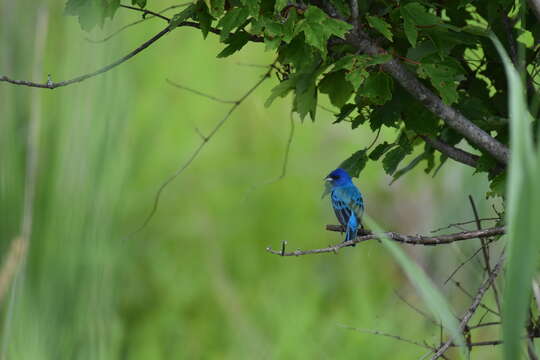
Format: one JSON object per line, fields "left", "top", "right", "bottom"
{"left": 369, "top": 142, "right": 394, "bottom": 160}
{"left": 319, "top": 71, "right": 354, "bottom": 108}
{"left": 340, "top": 150, "right": 368, "bottom": 177}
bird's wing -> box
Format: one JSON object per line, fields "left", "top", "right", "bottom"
{"left": 331, "top": 192, "right": 352, "bottom": 228}
{"left": 341, "top": 185, "right": 364, "bottom": 220}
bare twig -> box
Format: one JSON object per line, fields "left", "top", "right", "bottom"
{"left": 431, "top": 256, "right": 505, "bottom": 359}
{"left": 130, "top": 62, "right": 276, "bottom": 235}
{"left": 338, "top": 324, "right": 434, "bottom": 350}
{"left": 394, "top": 291, "right": 439, "bottom": 326}
{"left": 443, "top": 246, "right": 485, "bottom": 285}
{"left": 244, "top": 109, "right": 296, "bottom": 197}
{"left": 1, "top": 27, "right": 171, "bottom": 89}
{"left": 86, "top": 3, "right": 190, "bottom": 43}
{"left": 468, "top": 321, "right": 501, "bottom": 330}
{"left": 469, "top": 195, "right": 502, "bottom": 313}
{"left": 431, "top": 218, "right": 500, "bottom": 233}
{"left": 452, "top": 280, "right": 500, "bottom": 317}
{"left": 266, "top": 226, "right": 506, "bottom": 256}
{"left": 166, "top": 80, "right": 238, "bottom": 104}
{"left": 119, "top": 4, "right": 170, "bottom": 21}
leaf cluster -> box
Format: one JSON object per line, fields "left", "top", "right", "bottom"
{"left": 66, "top": 0, "right": 540, "bottom": 195}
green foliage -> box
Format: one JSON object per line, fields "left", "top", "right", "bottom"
{"left": 366, "top": 16, "right": 393, "bottom": 42}
{"left": 340, "top": 150, "right": 368, "bottom": 177}
{"left": 64, "top": 0, "right": 120, "bottom": 31}
{"left": 64, "top": 0, "right": 540, "bottom": 201}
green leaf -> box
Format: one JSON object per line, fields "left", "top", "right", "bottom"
{"left": 204, "top": 0, "right": 224, "bottom": 17}
{"left": 194, "top": 1, "right": 214, "bottom": 38}
{"left": 391, "top": 153, "right": 427, "bottom": 183}
{"left": 279, "top": 35, "right": 315, "bottom": 69}
{"left": 65, "top": 0, "right": 120, "bottom": 31}
{"left": 274, "top": 0, "right": 288, "bottom": 12}
{"left": 402, "top": 101, "right": 439, "bottom": 134}
{"left": 169, "top": 4, "right": 196, "bottom": 29}
{"left": 297, "top": 6, "right": 352, "bottom": 55}
{"left": 345, "top": 68, "right": 368, "bottom": 89}
{"left": 331, "top": 55, "right": 356, "bottom": 72}
{"left": 366, "top": 16, "right": 393, "bottom": 42}
{"left": 319, "top": 71, "right": 354, "bottom": 108}
{"left": 487, "top": 172, "right": 506, "bottom": 198}
{"left": 294, "top": 85, "right": 318, "bottom": 121}
{"left": 421, "top": 57, "right": 463, "bottom": 104}
{"left": 403, "top": 18, "right": 418, "bottom": 47}
{"left": 339, "top": 150, "right": 368, "bottom": 177}
{"left": 265, "top": 79, "right": 296, "bottom": 107}
{"left": 401, "top": 2, "right": 440, "bottom": 26}
{"left": 217, "top": 7, "right": 250, "bottom": 41}
{"left": 365, "top": 53, "right": 393, "bottom": 66}
{"left": 382, "top": 147, "right": 410, "bottom": 175}
{"left": 333, "top": 103, "right": 356, "bottom": 124}
{"left": 131, "top": 0, "right": 146, "bottom": 8}
{"left": 240, "top": 0, "right": 260, "bottom": 18}
{"left": 360, "top": 72, "right": 393, "bottom": 105}
{"left": 217, "top": 32, "right": 251, "bottom": 58}
{"left": 369, "top": 142, "right": 394, "bottom": 160}
{"left": 401, "top": 2, "right": 441, "bottom": 47}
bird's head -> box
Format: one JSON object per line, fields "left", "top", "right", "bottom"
{"left": 324, "top": 168, "right": 352, "bottom": 187}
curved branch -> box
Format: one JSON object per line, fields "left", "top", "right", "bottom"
{"left": 1, "top": 27, "right": 171, "bottom": 89}
{"left": 346, "top": 31, "right": 510, "bottom": 165}
{"left": 266, "top": 226, "right": 506, "bottom": 256}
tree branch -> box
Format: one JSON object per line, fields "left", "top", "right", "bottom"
{"left": 420, "top": 136, "right": 479, "bottom": 168}
{"left": 266, "top": 226, "right": 506, "bottom": 256}
{"left": 346, "top": 31, "right": 510, "bottom": 165}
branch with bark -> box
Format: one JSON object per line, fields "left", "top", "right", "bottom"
{"left": 266, "top": 226, "right": 505, "bottom": 257}
{"left": 345, "top": 30, "right": 509, "bottom": 165}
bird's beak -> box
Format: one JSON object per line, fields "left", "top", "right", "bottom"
{"left": 324, "top": 177, "right": 332, "bottom": 182}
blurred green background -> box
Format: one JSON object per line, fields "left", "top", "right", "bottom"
{"left": 0, "top": 1, "right": 504, "bottom": 359}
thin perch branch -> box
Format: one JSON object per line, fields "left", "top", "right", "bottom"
{"left": 266, "top": 226, "right": 505, "bottom": 256}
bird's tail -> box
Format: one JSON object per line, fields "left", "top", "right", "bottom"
{"left": 344, "top": 226, "right": 357, "bottom": 247}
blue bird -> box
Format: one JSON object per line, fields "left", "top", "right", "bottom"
{"left": 324, "top": 168, "right": 365, "bottom": 244}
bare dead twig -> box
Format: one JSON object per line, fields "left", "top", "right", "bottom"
{"left": 469, "top": 195, "right": 502, "bottom": 313}
{"left": 129, "top": 62, "right": 276, "bottom": 236}
{"left": 443, "top": 246, "right": 485, "bottom": 285}
{"left": 394, "top": 291, "right": 439, "bottom": 326}
{"left": 430, "top": 255, "right": 505, "bottom": 359}
{"left": 266, "top": 226, "right": 506, "bottom": 256}
{"left": 338, "top": 324, "right": 434, "bottom": 350}
{"left": 119, "top": 4, "right": 170, "bottom": 21}
{"left": 431, "top": 218, "right": 500, "bottom": 233}
{"left": 86, "top": 3, "right": 190, "bottom": 43}
{"left": 166, "top": 80, "right": 238, "bottom": 104}
{"left": 452, "top": 280, "right": 500, "bottom": 317}
{"left": 1, "top": 27, "right": 171, "bottom": 89}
